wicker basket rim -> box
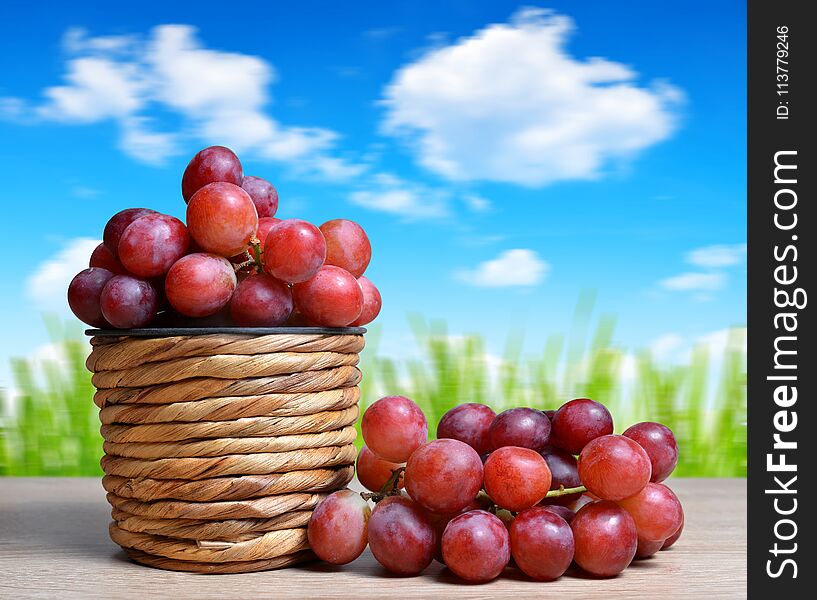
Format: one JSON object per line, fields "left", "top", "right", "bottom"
{"left": 86, "top": 326, "right": 366, "bottom": 337}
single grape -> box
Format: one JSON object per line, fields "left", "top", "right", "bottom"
{"left": 356, "top": 445, "right": 404, "bottom": 493}
{"left": 187, "top": 182, "right": 258, "bottom": 257}
{"left": 99, "top": 275, "right": 158, "bottom": 329}
{"left": 319, "top": 219, "right": 372, "bottom": 278}
{"left": 404, "top": 439, "right": 483, "bottom": 514}
{"left": 578, "top": 435, "right": 652, "bottom": 501}
{"left": 368, "top": 495, "right": 436, "bottom": 575}
{"left": 551, "top": 398, "right": 614, "bottom": 454}
{"left": 103, "top": 208, "right": 157, "bottom": 258}
{"left": 617, "top": 482, "right": 683, "bottom": 542}
{"left": 442, "top": 510, "right": 510, "bottom": 583}
{"left": 571, "top": 501, "right": 638, "bottom": 577}
{"left": 426, "top": 498, "right": 484, "bottom": 563}
{"left": 635, "top": 537, "right": 664, "bottom": 559}
{"left": 89, "top": 243, "right": 128, "bottom": 275}
{"left": 540, "top": 447, "right": 582, "bottom": 506}
{"left": 263, "top": 219, "right": 326, "bottom": 284}
{"left": 510, "top": 507, "right": 574, "bottom": 581}
{"left": 229, "top": 273, "right": 293, "bottom": 326}
{"left": 540, "top": 504, "right": 576, "bottom": 524}
{"left": 307, "top": 489, "right": 370, "bottom": 565}
{"left": 349, "top": 276, "right": 382, "bottom": 327}
{"left": 436, "top": 403, "right": 496, "bottom": 455}
{"left": 488, "top": 407, "right": 551, "bottom": 452}
{"left": 241, "top": 175, "right": 278, "bottom": 218}
{"left": 623, "top": 421, "right": 679, "bottom": 483}
{"left": 361, "top": 396, "right": 427, "bottom": 463}
{"left": 165, "top": 253, "right": 237, "bottom": 317}
{"left": 68, "top": 268, "right": 115, "bottom": 327}
{"left": 483, "top": 446, "right": 551, "bottom": 512}
{"left": 256, "top": 216, "right": 281, "bottom": 250}
{"left": 568, "top": 494, "right": 596, "bottom": 513}
{"left": 118, "top": 213, "right": 189, "bottom": 277}
{"left": 182, "top": 145, "right": 243, "bottom": 202}
{"left": 661, "top": 511, "right": 684, "bottom": 549}
{"left": 292, "top": 266, "right": 363, "bottom": 327}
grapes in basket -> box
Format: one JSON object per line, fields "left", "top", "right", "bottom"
{"left": 308, "top": 396, "right": 684, "bottom": 583}
{"left": 68, "top": 145, "right": 381, "bottom": 329}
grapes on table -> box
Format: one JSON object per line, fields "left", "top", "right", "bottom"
{"left": 623, "top": 421, "right": 679, "bottom": 483}
{"left": 483, "top": 446, "right": 551, "bottom": 512}
{"left": 367, "top": 495, "right": 436, "bottom": 575}
{"left": 510, "top": 507, "right": 575, "bottom": 580}
{"left": 441, "top": 510, "right": 510, "bottom": 583}
{"left": 488, "top": 407, "right": 551, "bottom": 452}
{"left": 635, "top": 537, "right": 664, "bottom": 559}
{"left": 661, "top": 511, "right": 684, "bottom": 549}
{"left": 436, "top": 402, "right": 496, "bottom": 455}
{"left": 571, "top": 501, "right": 638, "bottom": 577}
{"left": 356, "top": 445, "right": 404, "bottom": 493}
{"left": 551, "top": 398, "right": 614, "bottom": 454}
{"left": 307, "top": 489, "right": 370, "bottom": 565}
{"left": 404, "top": 438, "right": 483, "bottom": 514}
{"left": 361, "top": 395, "right": 427, "bottom": 463}
{"left": 539, "top": 447, "right": 583, "bottom": 505}
{"left": 616, "top": 482, "right": 683, "bottom": 542}
{"left": 578, "top": 434, "right": 652, "bottom": 501}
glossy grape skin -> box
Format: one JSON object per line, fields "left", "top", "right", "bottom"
{"left": 578, "top": 435, "right": 652, "bottom": 501}
{"left": 307, "top": 489, "right": 370, "bottom": 565}
{"left": 319, "top": 219, "right": 372, "bottom": 278}
{"left": 442, "top": 510, "right": 510, "bottom": 583}
{"left": 103, "top": 208, "right": 157, "bottom": 258}
{"left": 571, "top": 501, "right": 638, "bottom": 577}
{"left": 349, "top": 276, "right": 382, "bottom": 327}
{"left": 99, "top": 275, "right": 158, "bottom": 329}
{"left": 292, "top": 266, "right": 363, "bottom": 327}
{"left": 165, "top": 253, "right": 237, "bottom": 317}
{"left": 551, "top": 398, "right": 614, "bottom": 454}
{"left": 187, "top": 182, "right": 258, "bottom": 257}
{"left": 118, "top": 213, "right": 189, "bottom": 277}
{"left": 181, "top": 146, "right": 243, "bottom": 202}
{"left": 623, "top": 422, "right": 679, "bottom": 483}
{"left": 241, "top": 175, "right": 278, "bottom": 218}
{"left": 404, "top": 439, "right": 483, "bottom": 514}
{"left": 263, "top": 219, "right": 326, "bottom": 284}
{"left": 426, "top": 498, "right": 484, "bottom": 564}
{"left": 510, "top": 507, "right": 574, "bottom": 581}
{"left": 256, "top": 217, "right": 281, "bottom": 250}
{"left": 635, "top": 537, "right": 664, "bottom": 559}
{"left": 229, "top": 273, "right": 292, "bottom": 327}
{"left": 540, "top": 447, "right": 582, "bottom": 506}
{"left": 540, "top": 504, "right": 576, "bottom": 524}
{"left": 617, "top": 482, "right": 683, "bottom": 542}
{"left": 436, "top": 403, "right": 496, "bottom": 455}
{"left": 356, "top": 445, "right": 404, "bottom": 493}
{"left": 368, "top": 496, "right": 436, "bottom": 575}
{"left": 67, "top": 268, "right": 115, "bottom": 327}
{"left": 361, "top": 396, "right": 427, "bottom": 463}
{"left": 488, "top": 407, "right": 551, "bottom": 452}
{"left": 569, "top": 494, "right": 596, "bottom": 513}
{"left": 483, "top": 446, "right": 552, "bottom": 512}
{"left": 661, "top": 511, "right": 684, "bottom": 549}
{"left": 89, "top": 243, "right": 128, "bottom": 275}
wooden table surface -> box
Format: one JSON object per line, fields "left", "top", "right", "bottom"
{"left": 0, "top": 478, "right": 746, "bottom": 599}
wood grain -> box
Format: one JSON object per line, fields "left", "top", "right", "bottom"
{"left": 0, "top": 478, "right": 746, "bottom": 599}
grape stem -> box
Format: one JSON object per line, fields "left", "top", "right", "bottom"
{"left": 360, "top": 467, "right": 405, "bottom": 503}
{"left": 249, "top": 236, "right": 263, "bottom": 272}
{"left": 544, "top": 485, "right": 587, "bottom": 498}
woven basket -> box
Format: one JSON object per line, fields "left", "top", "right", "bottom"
{"left": 87, "top": 326, "right": 365, "bottom": 574}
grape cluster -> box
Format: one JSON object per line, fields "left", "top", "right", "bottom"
{"left": 307, "top": 397, "right": 684, "bottom": 582}
{"left": 68, "top": 146, "right": 382, "bottom": 329}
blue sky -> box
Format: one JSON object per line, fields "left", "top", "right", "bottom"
{"left": 0, "top": 1, "right": 746, "bottom": 388}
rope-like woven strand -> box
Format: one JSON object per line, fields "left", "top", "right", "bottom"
{"left": 124, "top": 548, "right": 314, "bottom": 574}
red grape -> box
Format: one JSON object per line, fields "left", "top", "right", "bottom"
{"left": 571, "top": 501, "right": 637, "bottom": 577}
{"left": 404, "top": 439, "right": 483, "bottom": 514}
{"left": 441, "top": 510, "right": 510, "bottom": 583}
{"left": 89, "top": 243, "right": 127, "bottom": 275}
{"left": 181, "top": 145, "right": 243, "bottom": 202}
{"left": 540, "top": 447, "right": 582, "bottom": 506}
{"left": 349, "top": 276, "right": 382, "bottom": 327}
{"left": 319, "top": 219, "right": 372, "bottom": 278}
{"left": 488, "top": 407, "right": 551, "bottom": 452}
{"left": 540, "top": 504, "right": 576, "bottom": 523}
{"left": 436, "top": 402, "right": 496, "bottom": 455}
{"left": 292, "top": 266, "right": 363, "bottom": 327}
{"left": 263, "top": 219, "right": 326, "bottom": 284}
{"left": 356, "top": 445, "right": 404, "bottom": 493}
{"left": 118, "top": 213, "right": 189, "bottom": 277}
{"left": 635, "top": 537, "right": 664, "bottom": 559}
{"left": 241, "top": 175, "right": 278, "bottom": 218}
{"left": 229, "top": 273, "right": 292, "bottom": 327}
{"left": 103, "top": 208, "right": 157, "bottom": 258}
{"left": 99, "top": 275, "right": 158, "bottom": 329}
{"left": 187, "top": 182, "right": 258, "bottom": 257}
{"left": 578, "top": 435, "right": 652, "bottom": 501}
{"left": 256, "top": 216, "right": 281, "bottom": 250}
{"left": 510, "top": 507, "right": 574, "bottom": 581}
{"left": 426, "top": 498, "right": 484, "bottom": 563}
{"left": 368, "top": 496, "right": 436, "bottom": 575}
{"left": 165, "top": 253, "right": 237, "bottom": 317}
{"left": 623, "top": 421, "right": 679, "bottom": 483}
{"left": 68, "top": 268, "right": 115, "bottom": 327}
{"left": 617, "top": 482, "right": 683, "bottom": 542}
{"left": 483, "top": 446, "right": 551, "bottom": 512}
{"left": 661, "top": 511, "right": 684, "bottom": 549}
{"left": 307, "top": 489, "right": 370, "bottom": 565}
{"left": 361, "top": 396, "right": 427, "bottom": 463}
{"left": 569, "top": 494, "right": 596, "bottom": 513}
{"left": 551, "top": 398, "right": 614, "bottom": 454}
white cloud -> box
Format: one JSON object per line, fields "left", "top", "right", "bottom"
{"left": 349, "top": 172, "right": 449, "bottom": 219}
{"left": 686, "top": 243, "right": 747, "bottom": 268}
{"left": 463, "top": 193, "right": 491, "bottom": 212}
{"left": 381, "top": 8, "right": 682, "bottom": 186}
{"left": 649, "top": 333, "right": 685, "bottom": 362}
{"left": 660, "top": 272, "right": 725, "bottom": 292}
{"left": 456, "top": 249, "right": 549, "bottom": 287}
{"left": 27, "top": 238, "right": 100, "bottom": 314}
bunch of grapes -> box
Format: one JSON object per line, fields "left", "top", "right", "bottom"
{"left": 67, "top": 146, "right": 382, "bottom": 329}
{"left": 308, "top": 397, "right": 684, "bottom": 583}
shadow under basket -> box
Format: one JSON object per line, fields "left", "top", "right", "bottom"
{"left": 86, "top": 326, "right": 365, "bottom": 574}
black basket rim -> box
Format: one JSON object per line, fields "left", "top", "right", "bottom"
{"left": 85, "top": 327, "right": 367, "bottom": 337}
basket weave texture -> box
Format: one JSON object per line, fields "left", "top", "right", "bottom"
{"left": 88, "top": 331, "right": 363, "bottom": 573}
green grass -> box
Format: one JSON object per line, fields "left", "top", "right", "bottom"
{"left": 1, "top": 304, "right": 746, "bottom": 477}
